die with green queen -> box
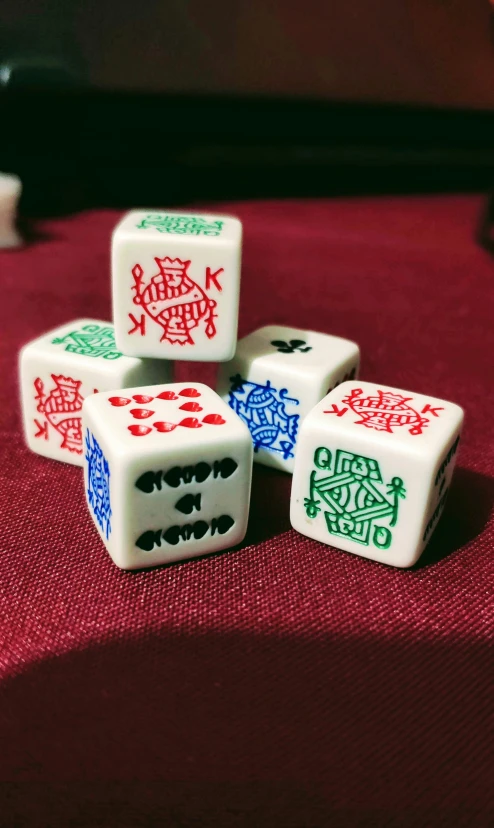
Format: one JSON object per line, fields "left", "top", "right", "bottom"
{"left": 290, "top": 380, "right": 464, "bottom": 567}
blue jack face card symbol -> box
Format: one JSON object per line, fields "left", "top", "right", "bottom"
{"left": 227, "top": 375, "right": 300, "bottom": 459}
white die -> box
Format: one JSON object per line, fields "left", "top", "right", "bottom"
{"left": 82, "top": 382, "right": 253, "bottom": 570}
{"left": 216, "top": 325, "right": 360, "bottom": 473}
{"left": 19, "top": 319, "right": 171, "bottom": 466}
{"left": 112, "top": 210, "right": 242, "bottom": 362}
{"left": 290, "top": 380, "right": 464, "bottom": 568}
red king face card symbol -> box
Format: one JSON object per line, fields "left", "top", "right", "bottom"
{"left": 130, "top": 259, "right": 219, "bottom": 346}
{"left": 34, "top": 375, "right": 84, "bottom": 453}
{"left": 323, "top": 387, "right": 444, "bottom": 436}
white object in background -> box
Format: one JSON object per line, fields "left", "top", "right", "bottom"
{"left": 290, "top": 380, "right": 464, "bottom": 568}
{"left": 19, "top": 319, "right": 172, "bottom": 466}
{"left": 0, "top": 172, "right": 22, "bottom": 248}
{"left": 82, "top": 382, "right": 253, "bottom": 570}
{"left": 216, "top": 325, "right": 360, "bottom": 473}
{"left": 112, "top": 210, "right": 242, "bottom": 362}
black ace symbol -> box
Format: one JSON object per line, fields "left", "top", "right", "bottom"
{"left": 271, "top": 339, "right": 312, "bottom": 354}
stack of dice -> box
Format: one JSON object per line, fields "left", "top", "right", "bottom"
{"left": 19, "top": 210, "right": 464, "bottom": 570}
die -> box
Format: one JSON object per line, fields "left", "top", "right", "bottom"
{"left": 82, "top": 382, "right": 253, "bottom": 569}
{"left": 290, "top": 381, "right": 464, "bottom": 568}
{"left": 216, "top": 325, "right": 360, "bottom": 473}
{"left": 19, "top": 319, "right": 171, "bottom": 466}
{"left": 112, "top": 210, "right": 242, "bottom": 362}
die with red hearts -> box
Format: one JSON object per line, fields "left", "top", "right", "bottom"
{"left": 82, "top": 382, "right": 253, "bottom": 569}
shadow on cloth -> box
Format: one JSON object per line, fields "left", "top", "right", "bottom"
{"left": 417, "top": 466, "right": 494, "bottom": 568}
{"left": 0, "top": 629, "right": 493, "bottom": 825}
{"left": 242, "top": 464, "right": 494, "bottom": 568}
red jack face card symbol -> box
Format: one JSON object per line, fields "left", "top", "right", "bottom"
{"left": 131, "top": 258, "right": 219, "bottom": 346}
{"left": 34, "top": 375, "right": 84, "bottom": 453}
{"left": 324, "top": 387, "right": 443, "bottom": 436}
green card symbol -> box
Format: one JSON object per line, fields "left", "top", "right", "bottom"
{"left": 136, "top": 214, "right": 224, "bottom": 236}
{"left": 304, "top": 448, "right": 406, "bottom": 550}
{"left": 52, "top": 324, "right": 123, "bottom": 360}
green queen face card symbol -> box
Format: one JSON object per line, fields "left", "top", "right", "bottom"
{"left": 52, "top": 324, "right": 123, "bottom": 360}
{"left": 304, "top": 447, "right": 406, "bottom": 551}
{"left": 135, "top": 214, "right": 224, "bottom": 237}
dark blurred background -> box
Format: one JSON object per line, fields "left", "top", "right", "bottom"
{"left": 2, "top": 0, "right": 494, "bottom": 215}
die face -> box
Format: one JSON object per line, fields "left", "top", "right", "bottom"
{"left": 112, "top": 211, "right": 242, "bottom": 362}
{"left": 291, "top": 429, "right": 425, "bottom": 567}
{"left": 82, "top": 382, "right": 247, "bottom": 453}
{"left": 83, "top": 422, "right": 119, "bottom": 554}
{"left": 291, "top": 381, "right": 464, "bottom": 567}
{"left": 47, "top": 318, "right": 127, "bottom": 363}
{"left": 115, "top": 211, "right": 240, "bottom": 243}
{"left": 422, "top": 430, "right": 462, "bottom": 551}
{"left": 82, "top": 382, "right": 253, "bottom": 569}
{"left": 217, "top": 326, "right": 360, "bottom": 473}
{"left": 20, "top": 351, "right": 89, "bottom": 465}
{"left": 230, "top": 326, "right": 360, "bottom": 379}
{"left": 19, "top": 319, "right": 171, "bottom": 466}
{"left": 308, "top": 381, "right": 463, "bottom": 454}
{"left": 124, "top": 437, "right": 251, "bottom": 569}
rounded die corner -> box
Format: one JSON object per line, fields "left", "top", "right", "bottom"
{"left": 111, "top": 219, "right": 130, "bottom": 243}
{"left": 81, "top": 390, "right": 99, "bottom": 416}
{"left": 216, "top": 343, "right": 238, "bottom": 364}
{"left": 107, "top": 549, "right": 141, "bottom": 572}
{"left": 18, "top": 340, "right": 33, "bottom": 369}
{"left": 451, "top": 402, "right": 466, "bottom": 428}
{"left": 396, "top": 550, "right": 423, "bottom": 569}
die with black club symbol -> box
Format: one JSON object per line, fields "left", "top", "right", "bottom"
{"left": 217, "top": 325, "right": 360, "bottom": 474}
{"left": 290, "top": 380, "right": 464, "bottom": 568}
{"left": 82, "top": 382, "right": 253, "bottom": 569}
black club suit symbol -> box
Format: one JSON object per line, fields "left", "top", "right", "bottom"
{"left": 271, "top": 339, "right": 312, "bottom": 354}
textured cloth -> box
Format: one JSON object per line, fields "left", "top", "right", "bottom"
{"left": 1, "top": 197, "right": 493, "bottom": 826}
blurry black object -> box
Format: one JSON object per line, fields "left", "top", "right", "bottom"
{"left": 2, "top": 88, "right": 494, "bottom": 216}
{"left": 0, "top": 23, "right": 84, "bottom": 90}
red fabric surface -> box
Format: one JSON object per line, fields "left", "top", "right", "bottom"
{"left": 1, "top": 197, "right": 493, "bottom": 826}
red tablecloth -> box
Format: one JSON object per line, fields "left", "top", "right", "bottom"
{"left": 1, "top": 197, "right": 493, "bottom": 826}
